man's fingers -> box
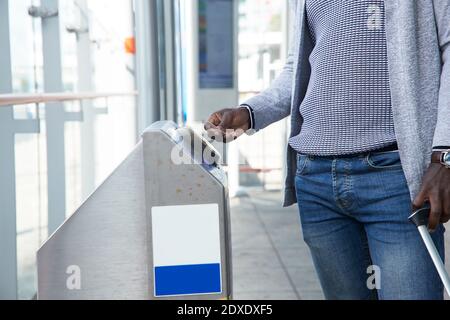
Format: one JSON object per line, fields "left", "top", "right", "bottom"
{"left": 204, "top": 113, "right": 222, "bottom": 131}
{"left": 205, "top": 112, "right": 226, "bottom": 141}
{"left": 204, "top": 121, "right": 216, "bottom": 131}
{"left": 412, "top": 188, "right": 428, "bottom": 212}
{"left": 428, "top": 195, "right": 442, "bottom": 232}
{"left": 441, "top": 197, "right": 450, "bottom": 224}
{"left": 414, "top": 163, "right": 450, "bottom": 229}
{"left": 205, "top": 109, "right": 246, "bottom": 143}
{"left": 205, "top": 122, "right": 222, "bottom": 141}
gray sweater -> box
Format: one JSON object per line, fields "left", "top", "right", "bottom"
{"left": 290, "top": 0, "right": 397, "bottom": 156}
{"left": 243, "top": 0, "right": 450, "bottom": 206}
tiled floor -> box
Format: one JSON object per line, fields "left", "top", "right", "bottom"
{"left": 230, "top": 190, "right": 324, "bottom": 300}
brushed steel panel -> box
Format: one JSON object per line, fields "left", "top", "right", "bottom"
{"left": 142, "top": 126, "right": 232, "bottom": 300}
{"left": 38, "top": 143, "right": 148, "bottom": 300}
{"left": 37, "top": 122, "right": 232, "bottom": 300}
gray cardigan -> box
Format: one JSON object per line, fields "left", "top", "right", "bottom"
{"left": 243, "top": 0, "right": 450, "bottom": 207}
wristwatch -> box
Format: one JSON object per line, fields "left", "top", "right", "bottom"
{"left": 431, "top": 150, "right": 450, "bottom": 169}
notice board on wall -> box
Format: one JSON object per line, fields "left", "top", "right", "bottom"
{"left": 198, "top": 0, "right": 234, "bottom": 89}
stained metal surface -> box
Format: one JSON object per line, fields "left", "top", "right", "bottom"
{"left": 37, "top": 143, "right": 148, "bottom": 300}
{"left": 37, "top": 121, "right": 232, "bottom": 300}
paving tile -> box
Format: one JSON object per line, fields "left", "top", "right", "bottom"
{"left": 249, "top": 197, "right": 282, "bottom": 208}
{"left": 233, "top": 247, "right": 283, "bottom": 269}
{"left": 277, "top": 247, "right": 315, "bottom": 268}
{"left": 230, "top": 190, "right": 320, "bottom": 300}
{"left": 258, "top": 215, "right": 301, "bottom": 232}
{"left": 231, "top": 213, "right": 260, "bottom": 226}
{"left": 267, "top": 229, "right": 304, "bottom": 249}
{"left": 230, "top": 219, "right": 265, "bottom": 234}
{"left": 231, "top": 231, "right": 273, "bottom": 250}
{"left": 286, "top": 267, "right": 323, "bottom": 297}
{"left": 234, "top": 291, "right": 298, "bottom": 300}
{"left": 233, "top": 267, "right": 294, "bottom": 293}
{"left": 230, "top": 191, "right": 323, "bottom": 300}
{"left": 299, "top": 290, "right": 325, "bottom": 301}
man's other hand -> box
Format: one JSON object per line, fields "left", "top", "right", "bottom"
{"left": 413, "top": 161, "right": 450, "bottom": 232}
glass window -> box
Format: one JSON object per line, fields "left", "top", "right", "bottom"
{"left": 238, "top": 0, "right": 286, "bottom": 98}
{"left": 9, "top": 0, "right": 46, "bottom": 300}
{"left": 7, "top": 0, "right": 137, "bottom": 299}
{"left": 237, "top": 0, "right": 289, "bottom": 190}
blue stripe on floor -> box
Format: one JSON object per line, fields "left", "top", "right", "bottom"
{"left": 154, "top": 263, "right": 221, "bottom": 297}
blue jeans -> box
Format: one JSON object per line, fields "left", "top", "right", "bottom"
{"left": 295, "top": 151, "right": 445, "bottom": 300}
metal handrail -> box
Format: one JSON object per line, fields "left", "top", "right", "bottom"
{"left": 0, "top": 91, "right": 138, "bottom": 107}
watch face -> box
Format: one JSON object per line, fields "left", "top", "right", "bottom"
{"left": 444, "top": 152, "right": 450, "bottom": 166}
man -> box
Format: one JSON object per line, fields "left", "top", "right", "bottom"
{"left": 206, "top": 0, "right": 450, "bottom": 300}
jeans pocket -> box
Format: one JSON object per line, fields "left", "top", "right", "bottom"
{"left": 366, "top": 152, "right": 403, "bottom": 170}
{"left": 296, "top": 154, "right": 310, "bottom": 176}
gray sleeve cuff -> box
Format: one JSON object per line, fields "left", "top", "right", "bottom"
{"left": 240, "top": 104, "right": 257, "bottom": 135}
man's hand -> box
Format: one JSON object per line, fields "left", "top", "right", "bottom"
{"left": 204, "top": 108, "right": 251, "bottom": 143}
{"left": 413, "top": 159, "right": 450, "bottom": 231}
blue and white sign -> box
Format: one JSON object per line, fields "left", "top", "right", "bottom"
{"left": 151, "top": 204, "right": 222, "bottom": 297}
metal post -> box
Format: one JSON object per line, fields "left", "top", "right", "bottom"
{"left": 173, "top": 0, "right": 184, "bottom": 125}
{"left": 74, "top": 0, "right": 96, "bottom": 200}
{"left": 0, "top": 0, "right": 39, "bottom": 299}
{"left": 0, "top": 2, "right": 17, "bottom": 299}
{"left": 161, "top": 0, "right": 179, "bottom": 123}
{"left": 135, "top": 0, "right": 161, "bottom": 134}
{"left": 40, "top": 0, "right": 67, "bottom": 234}
{"left": 0, "top": 122, "right": 17, "bottom": 301}
{"left": 28, "top": 1, "right": 84, "bottom": 234}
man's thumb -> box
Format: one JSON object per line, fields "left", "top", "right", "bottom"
{"left": 413, "top": 188, "right": 428, "bottom": 211}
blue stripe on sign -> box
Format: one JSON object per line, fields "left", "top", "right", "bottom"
{"left": 154, "top": 263, "right": 221, "bottom": 297}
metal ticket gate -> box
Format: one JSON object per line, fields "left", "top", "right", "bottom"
{"left": 37, "top": 121, "right": 232, "bottom": 300}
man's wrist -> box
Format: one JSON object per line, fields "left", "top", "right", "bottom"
{"left": 240, "top": 104, "right": 255, "bottom": 131}
{"left": 431, "top": 149, "right": 450, "bottom": 168}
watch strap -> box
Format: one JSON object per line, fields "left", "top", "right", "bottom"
{"left": 431, "top": 152, "right": 443, "bottom": 164}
